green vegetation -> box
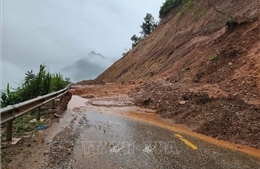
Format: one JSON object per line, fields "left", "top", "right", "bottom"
{"left": 0, "top": 151, "right": 6, "bottom": 161}
{"left": 123, "top": 13, "right": 157, "bottom": 56}
{"left": 131, "top": 13, "right": 157, "bottom": 48}
{"left": 131, "top": 34, "right": 143, "bottom": 48}
{"left": 159, "top": 0, "right": 183, "bottom": 19}
{"left": 226, "top": 19, "right": 238, "bottom": 29}
{"left": 178, "top": 0, "right": 194, "bottom": 18}
{"left": 0, "top": 110, "right": 50, "bottom": 140}
{"left": 192, "top": 8, "right": 207, "bottom": 23}
{"left": 209, "top": 54, "right": 218, "bottom": 61}
{"left": 140, "top": 13, "right": 157, "bottom": 37}
{"left": 0, "top": 64, "right": 69, "bottom": 108}
{"left": 160, "top": 0, "right": 200, "bottom": 19}
{"left": 13, "top": 114, "right": 45, "bottom": 137}
{"left": 14, "top": 116, "right": 38, "bottom": 136}
{"left": 0, "top": 65, "right": 67, "bottom": 139}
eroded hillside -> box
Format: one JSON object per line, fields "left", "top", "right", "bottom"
{"left": 93, "top": 0, "right": 260, "bottom": 148}
{"left": 97, "top": 0, "right": 260, "bottom": 91}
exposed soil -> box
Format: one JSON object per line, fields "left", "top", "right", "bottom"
{"left": 70, "top": 81, "right": 260, "bottom": 149}
{"left": 92, "top": 0, "right": 260, "bottom": 150}
{"left": 70, "top": 81, "right": 140, "bottom": 99}
{"left": 129, "top": 80, "right": 260, "bottom": 149}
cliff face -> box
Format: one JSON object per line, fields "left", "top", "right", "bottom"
{"left": 97, "top": 0, "right": 260, "bottom": 87}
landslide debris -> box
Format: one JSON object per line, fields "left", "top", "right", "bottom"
{"left": 130, "top": 80, "right": 260, "bottom": 148}
{"left": 94, "top": 0, "right": 260, "bottom": 149}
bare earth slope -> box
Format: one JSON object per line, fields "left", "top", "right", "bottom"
{"left": 95, "top": 0, "right": 260, "bottom": 148}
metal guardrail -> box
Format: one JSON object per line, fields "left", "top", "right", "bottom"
{"left": 0, "top": 84, "right": 71, "bottom": 141}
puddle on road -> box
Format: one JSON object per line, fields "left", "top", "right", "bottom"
{"left": 68, "top": 95, "right": 88, "bottom": 109}
{"left": 42, "top": 96, "right": 87, "bottom": 143}
{"left": 90, "top": 100, "right": 131, "bottom": 107}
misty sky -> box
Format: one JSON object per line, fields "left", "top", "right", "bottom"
{"left": 1, "top": 0, "right": 165, "bottom": 89}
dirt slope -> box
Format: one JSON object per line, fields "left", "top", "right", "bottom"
{"left": 97, "top": 0, "right": 259, "bottom": 85}
{"left": 94, "top": 0, "right": 260, "bottom": 148}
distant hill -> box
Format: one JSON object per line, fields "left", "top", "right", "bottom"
{"left": 61, "top": 51, "right": 113, "bottom": 82}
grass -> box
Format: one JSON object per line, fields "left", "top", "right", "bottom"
{"left": 13, "top": 114, "right": 46, "bottom": 137}
{"left": 192, "top": 8, "right": 208, "bottom": 23}
{"left": 177, "top": 0, "right": 194, "bottom": 19}
{"left": 0, "top": 110, "right": 51, "bottom": 139}
{"left": 209, "top": 54, "right": 218, "bottom": 61}
{"left": 0, "top": 151, "right": 7, "bottom": 161}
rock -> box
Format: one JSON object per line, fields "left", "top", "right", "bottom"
{"left": 54, "top": 113, "right": 62, "bottom": 118}
{"left": 179, "top": 100, "right": 187, "bottom": 105}
{"left": 84, "top": 94, "right": 95, "bottom": 99}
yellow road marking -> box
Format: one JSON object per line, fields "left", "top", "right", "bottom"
{"left": 175, "top": 134, "right": 198, "bottom": 150}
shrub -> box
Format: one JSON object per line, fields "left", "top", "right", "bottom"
{"left": 125, "top": 13, "right": 158, "bottom": 54}
{"left": 209, "top": 54, "right": 218, "bottom": 61}
{"left": 159, "top": 0, "right": 183, "bottom": 19}
{"left": 0, "top": 64, "right": 68, "bottom": 108}
{"left": 178, "top": 0, "right": 193, "bottom": 18}
{"left": 50, "top": 73, "right": 67, "bottom": 92}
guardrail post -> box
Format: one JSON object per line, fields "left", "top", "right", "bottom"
{"left": 6, "top": 120, "right": 13, "bottom": 141}
{"left": 60, "top": 96, "right": 63, "bottom": 103}
{"left": 36, "top": 106, "right": 41, "bottom": 121}
{"left": 52, "top": 100, "right": 55, "bottom": 109}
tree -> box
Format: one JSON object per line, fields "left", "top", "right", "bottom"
{"left": 0, "top": 83, "right": 18, "bottom": 107}
{"left": 0, "top": 64, "right": 68, "bottom": 108}
{"left": 140, "top": 13, "right": 157, "bottom": 37}
{"left": 127, "top": 13, "right": 157, "bottom": 52}
{"left": 64, "top": 77, "right": 71, "bottom": 85}
{"left": 131, "top": 34, "right": 142, "bottom": 48}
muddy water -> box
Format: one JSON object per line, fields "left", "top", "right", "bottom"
{"left": 58, "top": 96, "right": 260, "bottom": 169}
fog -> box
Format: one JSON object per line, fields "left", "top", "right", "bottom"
{"left": 1, "top": 0, "right": 165, "bottom": 89}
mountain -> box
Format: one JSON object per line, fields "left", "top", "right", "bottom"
{"left": 61, "top": 51, "right": 113, "bottom": 82}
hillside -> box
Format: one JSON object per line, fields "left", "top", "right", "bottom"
{"left": 97, "top": 0, "right": 259, "bottom": 84}
{"left": 93, "top": 0, "right": 260, "bottom": 148}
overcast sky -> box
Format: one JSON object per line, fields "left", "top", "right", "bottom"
{"left": 1, "top": 0, "right": 165, "bottom": 89}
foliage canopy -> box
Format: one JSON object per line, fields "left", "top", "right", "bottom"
{"left": 0, "top": 64, "right": 69, "bottom": 108}
{"left": 129, "top": 13, "right": 157, "bottom": 50}
{"left": 159, "top": 0, "right": 183, "bottom": 19}
{"left": 140, "top": 13, "right": 157, "bottom": 37}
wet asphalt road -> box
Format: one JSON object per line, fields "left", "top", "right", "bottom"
{"left": 67, "top": 111, "right": 259, "bottom": 169}
{"left": 49, "top": 96, "right": 259, "bottom": 169}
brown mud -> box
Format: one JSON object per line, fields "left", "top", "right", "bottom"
{"left": 71, "top": 84, "right": 260, "bottom": 157}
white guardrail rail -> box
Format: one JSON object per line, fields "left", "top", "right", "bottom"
{"left": 0, "top": 84, "right": 71, "bottom": 141}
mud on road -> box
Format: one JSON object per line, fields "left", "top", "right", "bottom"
{"left": 130, "top": 80, "right": 260, "bottom": 149}
{"left": 1, "top": 92, "right": 72, "bottom": 169}
{"left": 71, "top": 82, "right": 260, "bottom": 149}
{"left": 1, "top": 82, "right": 259, "bottom": 169}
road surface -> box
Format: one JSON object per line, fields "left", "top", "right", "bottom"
{"left": 43, "top": 95, "right": 260, "bottom": 169}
